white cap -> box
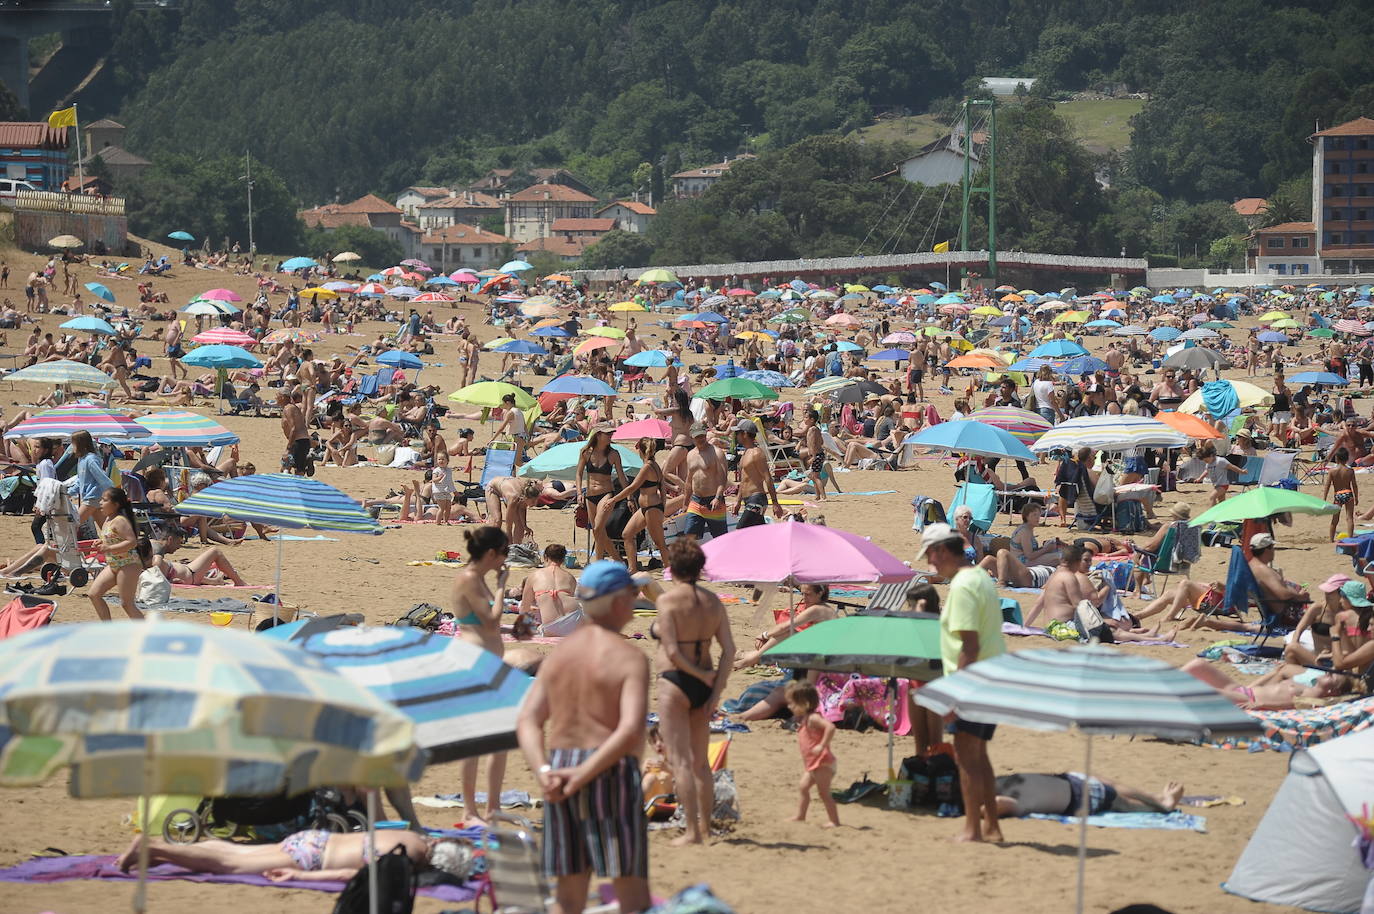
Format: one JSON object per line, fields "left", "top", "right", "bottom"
{"left": 914, "top": 522, "right": 963, "bottom": 562}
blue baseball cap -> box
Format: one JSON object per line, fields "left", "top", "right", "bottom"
{"left": 576, "top": 560, "right": 649, "bottom": 601}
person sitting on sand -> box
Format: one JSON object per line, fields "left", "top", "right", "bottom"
{"left": 1182, "top": 658, "right": 1347, "bottom": 710}
{"left": 115, "top": 829, "right": 469, "bottom": 884}
{"left": 1248, "top": 532, "right": 1312, "bottom": 622}
{"left": 150, "top": 527, "right": 247, "bottom": 586}
{"left": 994, "top": 772, "right": 1185, "bottom": 819}
{"left": 519, "top": 543, "right": 580, "bottom": 635}
{"left": 734, "top": 582, "right": 836, "bottom": 670}
{"left": 978, "top": 504, "right": 1061, "bottom": 588}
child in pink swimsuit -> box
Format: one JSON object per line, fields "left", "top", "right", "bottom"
{"left": 786, "top": 680, "right": 840, "bottom": 827}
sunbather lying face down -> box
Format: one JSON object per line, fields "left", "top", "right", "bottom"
{"left": 994, "top": 773, "right": 1184, "bottom": 819}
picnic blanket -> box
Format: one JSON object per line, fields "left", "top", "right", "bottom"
{"left": 107, "top": 596, "right": 251, "bottom": 615}
{"left": 1027, "top": 811, "right": 1207, "bottom": 832}
{"left": 1201, "top": 695, "right": 1374, "bottom": 752}
{"left": 0, "top": 854, "right": 477, "bottom": 902}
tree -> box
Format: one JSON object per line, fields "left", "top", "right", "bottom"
{"left": 0, "top": 80, "right": 26, "bottom": 121}
{"left": 580, "top": 230, "right": 654, "bottom": 270}
{"left": 302, "top": 224, "right": 402, "bottom": 268}
{"left": 1208, "top": 235, "right": 1247, "bottom": 270}
{"left": 1259, "top": 194, "right": 1305, "bottom": 228}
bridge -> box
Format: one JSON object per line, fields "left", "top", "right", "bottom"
{"left": 573, "top": 250, "right": 1148, "bottom": 286}
{"left": 0, "top": 1, "right": 177, "bottom": 114}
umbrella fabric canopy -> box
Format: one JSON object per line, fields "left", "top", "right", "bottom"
{"left": 1029, "top": 340, "right": 1088, "bottom": 358}
{"left": 493, "top": 339, "right": 549, "bottom": 356}
{"left": 696, "top": 524, "right": 913, "bottom": 586}
{"left": 637, "top": 268, "right": 678, "bottom": 284}
{"left": 762, "top": 615, "right": 942, "bottom": 681}
{"left": 4, "top": 403, "right": 149, "bottom": 440}
{"left": 192, "top": 328, "right": 255, "bottom": 347}
{"left": 83, "top": 282, "right": 115, "bottom": 303}
{"left": 586, "top": 326, "right": 627, "bottom": 339}
{"left": 807, "top": 377, "right": 857, "bottom": 396}
{"left": 540, "top": 374, "right": 617, "bottom": 396}
{"left": 200, "top": 289, "right": 243, "bottom": 303}
{"left": 966, "top": 406, "right": 1052, "bottom": 445}
{"left": 1178, "top": 380, "right": 1271, "bottom": 415}
{"left": 1288, "top": 371, "right": 1348, "bottom": 386}
{"left": 377, "top": 349, "right": 424, "bottom": 370}
{"left": 947, "top": 352, "right": 1006, "bottom": 370}
{"left": 608, "top": 300, "right": 646, "bottom": 312}
{"left": 167, "top": 231, "right": 195, "bottom": 242}
{"left": 281, "top": 257, "right": 317, "bottom": 271}
{"left": 1257, "top": 331, "right": 1289, "bottom": 343}
{"left": 60, "top": 316, "right": 115, "bottom": 335}
{"left": 1153, "top": 411, "right": 1224, "bottom": 440}
{"left": 48, "top": 234, "right": 83, "bottom": 249}
{"left": 1150, "top": 327, "right": 1182, "bottom": 341}
{"left": 292, "top": 626, "right": 533, "bottom": 763}
{"left": 4, "top": 359, "right": 114, "bottom": 389}
{"left": 531, "top": 325, "right": 574, "bottom": 338}
{"left": 332, "top": 251, "right": 362, "bottom": 262}
{"left": 833, "top": 340, "right": 864, "bottom": 353}
{"left": 1054, "top": 356, "right": 1111, "bottom": 376}
{"left": 868, "top": 348, "right": 911, "bottom": 361}
{"left": 574, "top": 336, "right": 619, "bottom": 356}
{"left": 261, "top": 328, "right": 321, "bottom": 345}
{"left": 500, "top": 260, "right": 534, "bottom": 273}
{"left": 695, "top": 377, "right": 780, "bottom": 401}
{"left": 177, "top": 474, "right": 380, "bottom": 534}
{"left": 1178, "top": 327, "right": 1219, "bottom": 340}
{"left": 1161, "top": 348, "right": 1230, "bottom": 371}
{"left": 624, "top": 349, "right": 675, "bottom": 367}
{"left": 181, "top": 344, "right": 261, "bottom": 369}
{"left": 739, "top": 369, "right": 793, "bottom": 388}
{"left": 612, "top": 417, "right": 673, "bottom": 441}
{"left": 832, "top": 379, "right": 889, "bottom": 405}
{"left": 903, "top": 419, "right": 1035, "bottom": 461}
{"left": 448, "top": 381, "right": 538, "bottom": 409}
{"left": 182, "top": 299, "right": 237, "bottom": 316}
{"left": 518, "top": 441, "right": 642, "bottom": 481}
{"left": 131, "top": 411, "right": 238, "bottom": 447}
{"left": 1189, "top": 488, "right": 1338, "bottom": 527}
{"left": 1031, "top": 415, "right": 1188, "bottom": 453}
{"left": 882, "top": 331, "right": 917, "bottom": 344}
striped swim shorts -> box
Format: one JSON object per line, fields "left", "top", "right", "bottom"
{"left": 542, "top": 749, "right": 647, "bottom": 879}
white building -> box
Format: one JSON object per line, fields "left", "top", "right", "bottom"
{"left": 896, "top": 131, "right": 984, "bottom": 187}
{"left": 670, "top": 155, "right": 755, "bottom": 198}
{"left": 502, "top": 182, "right": 598, "bottom": 243}
{"left": 595, "top": 200, "right": 657, "bottom": 234}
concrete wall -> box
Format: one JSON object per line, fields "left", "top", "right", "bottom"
{"left": 1147, "top": 267, "right": 1374, "bottom": 288}
{"left": 14, "top": 210, "right": 126, "bottom": 254}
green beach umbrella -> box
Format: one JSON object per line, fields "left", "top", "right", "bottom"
{"left": 517, "top": 441, "right": 642, "bottom": 481}
{"left": 1308, "top": 328, "right": 1336, "bottom": 338}
{"left": 761, "top": 614, "right": 942, "bottom": 681}
{"left": 1189, "top": 488, "right": 1337, "bottom": 527}
{"left": 695, "top": 377, "right": 780, "bottom": 401}
{"left": 447, "top": 381, "right": 538, "bottom": 409}
{"left": 637, "top": 268, "right": 678, "bottom": 284}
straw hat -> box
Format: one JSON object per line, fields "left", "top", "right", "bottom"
{"left": 1169, "top": 503, "right": 1192, "bottom": 520}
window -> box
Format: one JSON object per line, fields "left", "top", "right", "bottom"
{"left": 433, "top": 248, "right": 442, "bottom": 261}
{"left": 1330, "top": 209, "right": 1345, "bottom": 221}
{"left": 1329, "top": 232, "right": 1345, "bottom": 244}
{"left": 1330, "top": 137, "right": 1347, "bottom": 151}
{"left": 1292, "top": 237, "right": 1310, "bottom": 249}
{"left": 1331, "top": 161, "right": 1344, "bottom": 174}
{"left": 1361, "top": 234, "right": 1371, "bottom": 245}
{"left": 1360, "top": 139, "right": 1370, "bottom": 150}
{"left": 1360, "top": 163, "right": 1370, "bottom": 174}
{"left": 1331, "top": 184, "right": 1346, "bottom": 196}
{"left": 1360, "top": 185, "right": 1371, "bottom": 197}
{"left": 1361, "top": 210, "right": 1370, "bottom": 222}
{"left": 1295, "top": 263, "right": 1310, "bottom": 275}
{"left": 473, "top": 248, "right": 481, "bottom": 259}
{"left": 1267, "top": 237, "right": 1285, "bottom": 248}
{"left": 1275, "top": 263, "right": 1288, "bottom": 275}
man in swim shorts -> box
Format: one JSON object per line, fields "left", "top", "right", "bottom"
{"left": 682, "top": 421, "right": 728, "bottom": 540}
{"left": 993, "top": 772, "right": 1184, "bottom": 818}
{"left": 517, "top": 560, "right": 652, "bottom": 914}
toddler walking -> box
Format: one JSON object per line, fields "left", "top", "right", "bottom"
{"left": 786, "top": 680, "right": 840, "bottom": 827}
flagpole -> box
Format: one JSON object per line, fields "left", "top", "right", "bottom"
{"left": 74, "top": 104, "right": 82, "bottom": 192}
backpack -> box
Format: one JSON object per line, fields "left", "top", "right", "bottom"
{"left": 394, "top": 602, "right": 448, "bottom": 631}
{"left": 505, "top": 542, "right": 541, "bottom": 567}
{"left": 332, "top": 844, "right": 416, "bottom": 914}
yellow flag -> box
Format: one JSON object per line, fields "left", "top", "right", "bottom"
{"left": 47, "top": 106, "right": 76, "bottom": 128}
{"left": 933, "top": 240, "right": 951, "bottom": 253}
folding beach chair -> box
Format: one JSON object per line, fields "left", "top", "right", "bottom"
{"left": 480, "top": 445, "right": 517, "bottom": 488}
{"left": 949, "top": 480, "right": 996, "bottom": 534}
{"left": 1231, "top": 455, "right": 1264, "bottom": 490}
{"left": 830, "top": 579, "right": 915, "bottom": 616}
{"left": 1212, "top": 545, "right": 1306, "bottom": 650}
{"left": 477, "top": 813, "right": 620, "bottom": 914}
{"left": 1258, "top": 449, "right": 1298, "bottom": 487}
{"left": 1132, "top": 522, "right": 1186, "bottom": 597}
{"left": 0, "top": 594, "right": 57, "bottom": 640}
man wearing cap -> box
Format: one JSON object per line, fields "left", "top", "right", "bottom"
{"left": 1248, "top": 532, "right": 1312, "bottom": 618}
{"left": 915, "top": 523, "right": 1005, "bottom": 843}
{"left": 683, "top": 421, "right": 729, "bottom": 540}
{"left": 517, "top": 560, "right": 652, "bottom": 914}
{"left": 734, "top": 420, "right": 782, "bottom": 528}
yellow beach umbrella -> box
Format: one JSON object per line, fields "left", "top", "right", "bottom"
{"left": 1018, "top": 289, "right": 1038, "bottom": 296}
{"left": 972, "top": 305, "right": 1003, "bottom": 316}
{"left": 298, "top": 287, "right": 338, "bottom": 299}
{"left": 484, "top": 336, "right": 515, "bottom": 350}
{"left": 845, "top": 284, "right": 870, "bottom": 293}
{"left": 737, "top": 330, "right": 772, "bottom": 341}
{"left": 1270, "top": 318, "right": 1301, "bottom": 329}
{"left": 1179, "top": 380, "right": 1272, "bottom": 416}
{"left": 608, "top": 301, "right": 646, "bottom": 312}
{"left": 1052, "top": 310, "right": 1090, "bottom": 324}
{"left": 1258, "top": 311, "right": 1290, "bottom": 322}
{"left": 585, "top": 326, "right": 627, "bottom": 339}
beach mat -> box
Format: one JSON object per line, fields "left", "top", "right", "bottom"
{"left": 1027, "top": 811, "right": 1207, "bottom": 832}
{"left": 1201, "top": 695, "right": 1374, "bottom": 752}
{"left": 0, "top": 854, "right": 477, "bottom": 902}
{"left": 172, "top": 582, "right": 271, "bottom": 590}
{"left": 107, "top": 596, "right": 251, "bottom": 615}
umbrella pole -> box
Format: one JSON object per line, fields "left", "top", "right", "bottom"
{"left": 273, "top": 535, "right": 283, "bottom": 623}
{"left": 134, "top": 742, "right": 152, "bottom": 914}
{"left": 367, "top": 790, "right": 379, "bottom": 914}
{"left": 1076, "top": 733, "right": 1092, "bottom": 914}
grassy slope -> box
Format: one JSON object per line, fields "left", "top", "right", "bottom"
{"left": 849, "top": 97, "right": 1145, "bottom": 155}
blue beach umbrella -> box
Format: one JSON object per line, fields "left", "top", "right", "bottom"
{"left": 1288, "top": 371, "right": 1348, "bottom": 386}
{"left": 493, "top": 339, "right": 549, "bottom": 356}
{"left": 530, "top": 325, "right": 573, "bottom": 338}
{"left": 739, "top": 370, "right": 793, "bottom": 388}
{"left": 1151, "top": 294, "right": 1174, "bottom": 304}
{"left": 1257, "top": 331, "right": 1289, "bottom": 343}
{"left": 540, "top": 374, "right": 617, "bottom": 396}
{"left": 1055, "top": 356, "right": 1111, "bottom": 376}
{"left": 1149, "top": 327, "right": 1182, "bottom": 342}
{"left": 1007, "top": 357, "right": 1050, "bottom": 373}
{"left": 1085, "top": 319, "right": 1121, "bottom": 329}
{"left": 281, "top": 257, "right": 317, "bottom": 271}
{"left": 833, "top": 340, "right": 864, "bottom": 353}
{"left": 868, "top": 348, "right": 911, "bottom": 361}
{"left": 4, "top": 359, "right": 114, "bottom": 389}
{"left": 1029, "top": 339, "right": 1088, "bottom": 358}
{"left": 376, "top": 350, "right": 424, "bottom": 370}
{"left": 83, "top": 282, "right": 115, "bottom": 303}
{"left": 903, "top": 419, "right": 1035, "bottom": 461}
{"left": 694, "top": 311, "right": 729, "bottom": 323}
{"left": 181, "top": 344, "right": 261, "bottom": 369}
{"left": 59, "top": 316, "right": 115, "bottom": 335}
{"left": 518, "top": 441, "right": 642, "bottom": 481}
{"left": 167, "top": 230, "right": 195, "bottom": 242}
{"left": 624, "top": 349, "right": 676, "bottom": 368}
{"left": 425, "top": 275, "right": 459, "bottom": 286}
{"left": 500, "top": 260, "right": 534, "bottom": 273}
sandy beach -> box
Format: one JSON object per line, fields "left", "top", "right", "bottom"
{"left": 0, "top": 245, "right": 1321, "bottom": 913}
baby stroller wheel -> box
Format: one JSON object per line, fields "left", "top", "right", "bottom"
{"left": 69, "top": 567, "right": 88, "bottom": 588}
{"left": 346, "top": 810, "right": 370, "bottom": 831}
{"left": 163, "top": 808, "right": 204, "bottom": 844}
{"left": 40, "top": 562, "right": 61, "bottom": 584}
{"left": 324, "top": 812, "right": 352, "bottom": 833}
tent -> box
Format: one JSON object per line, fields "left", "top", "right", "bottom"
{"left": 1223, "top": 727, "right": 1374, "bottom": 912}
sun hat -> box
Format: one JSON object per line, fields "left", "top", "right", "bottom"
{"left": 1318, "top": 573, "right": 1352, "bottom": 593}
{"left": 1169, "top": 503, "right": 1191, "bottom": 520}
{"left": 1250, "top": 532, "right": 1276, "bottom": 551}
{"left": 576, "top": 560, "right": 649, "bottom": 601}
{"left": 913, "top": 522, "right": 963, "bottom": 562}
{"left": 689, "top": 421, "right": 709, "bottom": 437}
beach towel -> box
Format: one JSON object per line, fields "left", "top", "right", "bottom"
{"left": 172, "top": 581, "right": 271, "bottom": 590}
{"left": 816, "top": 672, "right": 910, "bottom": 733}
{"left": 722, "top": 679, "right": 786, "bottom": 713}
{"left": 1202, "top": 695, "right": 1374, "bottom": 752}
{"left": 0, "top": 854, "right": 476, "bottom": 903}
{"left": 1026, "top": 811, "right": 1207, "bottom": 833}
{"left": 106, "top": 596, "right": 252, "bottom": 615}
{"left": 1201, "top": 380, "right": 1240, "bottom": 420}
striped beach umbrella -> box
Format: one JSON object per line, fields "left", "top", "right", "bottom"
{"left": 291, "top": 626, "right": 533, "bottom": 763}
{"left": 3, "top": 402, "right": 149, "bottom": 440}
{"left": 806, "top": 376, "right": 858, "bottom": 396}
{"left": 130, "top": 411, "right": 238, "bottom": 447}
{"left": 261, "top": 328, "right": 321, "bottom": 345}
{"left": 966, "top": 406, "right": 1053, "bottom": 445}
{"left": 1030, "top": 415, "right": 1188, "bottom": 453}
{"left": 192, "top": 328, "right": 256, "bottom": 347}
{"left": 4, "top": 359, "right": 114, "bottom": 389}
{"left": 916, "top": 645, "right": 1259, "bottom": 914}
{"left": 1334, "top": 319, "right": 1371, "bottom": 336}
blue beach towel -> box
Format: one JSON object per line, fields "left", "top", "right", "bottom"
{"left": 1201, "top": 380, "right": 1240, "bottom": 420}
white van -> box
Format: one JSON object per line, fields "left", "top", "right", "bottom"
{"left": 0, "top": 179, "right": 38, "bottom": 205}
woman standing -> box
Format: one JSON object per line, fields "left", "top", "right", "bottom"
{"left": 71, "top": 430, "right": 112, "bottom": 527}
{"left": 653, "top": 539, "right": 735, "bottom": 846}
{"left": 574, "top": 430, "right": 628, "bottom": 561}
{"left": 607, "top": 438, "right": 677, "bottom": 573}
{"left": 1269, "top": 371, "right": 1293, "bottom": 443}
{"left": 489, "top": 393, "right": 529, "bottom": 466}
{"left": 451, "top": 526, "right": 510, "bottom": 826}
{"left": 88, "top": 487, "right": 147, "bottom": 621}
{"left": 1031, "top": 365, "right": 1060, "bottom": 424}
{"left": 657, "top": 387, "right": 695, "bottom": 482}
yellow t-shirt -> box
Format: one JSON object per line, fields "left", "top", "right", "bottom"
{"left": 939, "top": 566, "right": 1006, "bottom": 675}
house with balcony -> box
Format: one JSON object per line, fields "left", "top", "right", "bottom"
{"left": 502, "top": 182, "right": 598, "bottom": 243}
{"left": 596, "top": 200, "right": 657, "bottom": 234}
{"left": 415, "top": 191, "right": 503, "bottom": 231}
{"left": 1311, "top": 117, "right": 1374, "bottom": 273}
{"left": 418, "top": 223, "right": 512, "bottom": 272}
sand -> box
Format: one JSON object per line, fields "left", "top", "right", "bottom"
{"left": 0, "top": 244, "right": 1317, "bottom": 912}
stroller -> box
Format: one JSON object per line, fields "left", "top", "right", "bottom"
{"left": 161, "top": 787, "right": 369, "bottom": 844}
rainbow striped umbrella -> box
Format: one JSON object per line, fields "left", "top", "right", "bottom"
{"left": 967, "top": 405, "right": 1053, "bottom": 444}
{"left": 192, "top": 327, "right": 256, "bottom": 347}
{"left": 261, "top": 328, "right": 321, "bottom": 345}
{"left": 3, "top": 402, "right": 149, "bottom": 440}
{"left": 4, "top": 359, "right": 114, "bottom": 389}
{"left": 131, "top": 411, "right": 238, "bottom": 447}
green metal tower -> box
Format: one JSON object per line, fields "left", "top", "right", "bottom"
{"left": 958, "top": 96, "right": 997, "bottom": 281}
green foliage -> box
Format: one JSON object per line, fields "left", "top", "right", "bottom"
{"left": 302, "top": 224, "right": 402, "bottom": 268}
{"left": 123, "top": 154, "right": 302, "bottom": 253}
{"left": 580, "top": 230, "right": 654, "bottom": 271}
{"left": 0, "top": 80, "right": 26, "bottom": 121}
{"left": 1208, "top": 235, "right": 1247, "bottom": 271}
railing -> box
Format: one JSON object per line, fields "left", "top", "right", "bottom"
{"left": 12, "top": 190, "right": 125, "bottom": 216}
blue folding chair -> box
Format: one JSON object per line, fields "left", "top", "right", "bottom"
{"left": 950, "top": 481, "right": 996, "bottom": 534}
{"left": 480, "top": 445, "right": 517, "bottom": 488}
{"left": 1216, "top": 545, "right": 1301, "bottom": 650}
{"left": 1231, "top": 455, "right": 1263, "bottom": 489}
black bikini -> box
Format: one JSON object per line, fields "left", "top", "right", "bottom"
{"left": 651, "top": 592, "right": 715, "bottom": 709}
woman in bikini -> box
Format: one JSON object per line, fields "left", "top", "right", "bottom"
{"left": 733, "top": 583, "right": 836, "bottom": 670}
{"left": 87, "top": 487, "right": 148, "bottom": 621}
{"left": 451, "top": 525, "right": 511, "bottom": 825}
{"left": 607, "top": 437, "right": 680, "bottom": 574}
{"left": 518, "top": 543, "right": 577, "bottom": 634}
{"left": 656, "top": 387, "right": 696, "bottom": 482}
{"left": 574, "top": 429, "right": 628, "bottom": 561}
{"left": 653, "top": 538, "right": 735, "bottom": 846}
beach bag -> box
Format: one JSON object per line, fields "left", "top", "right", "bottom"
{"left": 136, "top": 566, "right": 172, "bottom": 605}
{"left": 1092, "top": 469, "right": 1116, "bottom": 506}
{"left": 394, "top": 602, "right": 447, "bottom": 631}
{"left": 505, "top": 542, "right": 541, "bottom": 567}
{"left": 33, "top": 476, "right": 64, "bottom": 517}
{"left": 333, "top": 844, "right": 416, "bottom": 914}
{"left": 1073, "top": 599, "right": 1114, "bottom": 644}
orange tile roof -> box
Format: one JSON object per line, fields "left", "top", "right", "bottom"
{"left": 299, "top": 210, "right": 371, "bottom": 229}
{"left": 0, "top": 123, "right": 69, "bottom": 149}
{"left": 403, "top": 186, "right": 451, "bottom": 198}
{"left": 1312, "top": 117, "right": 1374, "bottom": 137}
{"left": 335, "top": 193, "right": 401, "bottom": 214}
{"left": 516, "top": 236, "right": 592, "bottom": 256}
{"left": 420, "top": 223, "right": 512, "bottom": 245}
{"left": 551, "top": 218, "right": 615, "bottom": 232}
{"left": 1255, "top": 222, "right": 1315, "bottom": 233}
{"left": 672, "top": 155, "right": 755, "bottom": 179}
{"left": 1232, "top": 197, "right": 1267, "bottom": 216}
{"left": 506, "top": 183, "right": 598, "bottom": 203}
{"left": 598, "top": 200, "right": 657, "bottom": 216}
{"left": 417, "top": 192, "right": 501, "bottom": 210}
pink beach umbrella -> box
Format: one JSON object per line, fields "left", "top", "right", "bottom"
{"left": 450, "top": 270, "right": 479, "bottom": 283}
{"left": 611, "top": 417, "right": 673, "bottom": 441}
{"left": 193, "top": 328, "right": 256, "bottom": 347}
{"left": 691, "top": 524, "right": 914, "bottom": 586}
{"left": 200, "top": 288, "right": 243, "bottom": 302}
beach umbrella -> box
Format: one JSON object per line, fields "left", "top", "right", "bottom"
{"left": 739, "top": 369, "right": 793, "bottom": 388}
{"left": 167, "top": 230, "right": 194, "bottom": 242}
{"left": 806, "top": 376, "right": 858, "bottom": 397}
{"left": 1051, "top": 310, "right": 1090, "bottom": 324}
{"left": 1153, "top": 411, "right": 1224, "bottom": 440}
{"left": 608, "top": 300, "right": 646, "bottom": 313}
{"left": 833, "top": 340, "right": 865, "bottom": 353}
{"left": 450, "top": 270, "right": 479, "bottom": 283}
{"left": 947, "top": 352, "right": 1007, "bottom": 370}
{"left": 882, "top": 331, "right": 917, "bottom": 345}
{"left": 1308, "top": 328, "right": 1336, "bottom": 338}
{"left": 736, "top": 330, "right": 773, "bottom": 342}
{"left": 1054, "top": 356, "right": 1111, "bottom": 376}
{"left": 376, "top": 349, "right": 424, "bottom": 370}
{"left": 1112, "top": 325, "right": 1148, "bottom": 336}
{"left": 916, "top": 645, "right": 1259, "bottom": 914}
{"left": 412, "top": 291, "right": 454, "bottom": 304}
{"left": 966, "top": 406, "right": 1053, "bottom": 445}
{"left": 540, "top": 374, "right": 616, "bottom": 396}
{"left": 1007, "top": 357, "right": 1050, "bottom": 373}
{"left": 48, "top": 234, "right": 82, "bottom": 249}
{"left": 83, "top": 282, "right": 115, "bottom": 303}
{"left": 574, "top": 336, "right": 619, "bottom": 357}
{"left": 1149, "top": 327, "right": 1182, "bottom": 341}
{"left": 1189, "top": 488, "right": 1338, "bottom": 527}
{"left": 281, "top": 257, "right": 317, "bottom": 271}
{"left": 448, "top": 381, "right": 537, "bottom": 409}
{"left": 4, "top": 402, "right": 150, "bottom": 440}
{"left": 695, "top": 377, "right": 780, "bottom": 401}
{"left": 3, "top": 359, "right": 114, "bottom": 389}
{"left": 1288, "top": 371, "right": 1348, "bottom": 386}
{"left": 484, "top": 337, "right": 516, "bottom": 351}
{"left": 355, "top": 282, "right": 387, "bottom": 297}
{"left": 612, "top": 418, "right": 673, "bottom": 441}
{"left": 868, "top": 348, "right": 911, "bottom": 362}
{"left": 695, "top": 523, "right": 913, "bottom": 587}
{"left": 1271, "top": 318, "right": 1303, "bottom": 330}
{"left": 904, "top": 419, "right": 1035, "bottom": 461}
{"left": 387, "top": 285, "right": 420, "bottom": 298}
{"left": 1161, "top": 348, "right": 1230, "bottom": 371}
{"left": 831, "top": 380, "right": 890, "bottom": 405}
{"left": 826, "top": 313, "right": 860, "bottom": 327}
{"left": 493, "top": 339, "right": 549, "bottom": 356}
{"left": 1177, "top": 327, "right": 1219, "bottom": 341}
{"left": 332, "top": 251, "right": 362, "bottom": 263}
{"left": 299, "top": 287, "right": 339, "bottom": 300}
{"left": 182, "top": 298, "right": 237, "bottom": 316}
{"left": 1030, "top": 415, "right": 1188, "bottom": 453}
{"left": 261, "top": 328, "right": 321, "bottom": 346}
{"left": 585, "top": 326, "right": 627, "bottom": 339}
{"left": 322, "top": 281, "right": 357, "bottom": 292}
{"left": 500, "top": 259, "right": 534, "bottom": 273}
{"left": 130, "top": 411, "right": 238, "bottom": 447}
{"left": 624, "top": 349, "right": 675, "bottom": 367}
{"left": 425, "top": 275, "right": 458, "bottom": 287}
{"left": 181, "top": 344, "right": 261, "bottom": 369}
{"left": 637, "top": 268, "right": 678, "bottom": 284}
{"left": 1256, "top": 331, "right": 1289, "bottom": 343}
{"left": 517, "top": 441, "right": 642, "bottom": 481}
{"left": 530, "top": 325, "right": 574, "bottom": 339}
{"left": 1258, "top": 310, "right": 1290, "bottom": 322}
{"left": 1335, "top": 319, "right": 1372, "bottom": 336}
{"left": 200, "top": 288, "right": 243, "bottom": 303}
{"left": 1029, "top": 340, "right": 1088, "bottom": 358}
{"left": 0, "top": 617, "right": 420, "bottom": 914}
{"left": 521, "top": 301, "right": 560, "bottom": 318}
{"left": 60, "top": 315, "right": 115, "bottom": 336}
{"left": 694, "top": 310, "right": 729, "bottom": 323}
{"left": 1084, "top": 319, "right": 1121, "bottom": 329}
